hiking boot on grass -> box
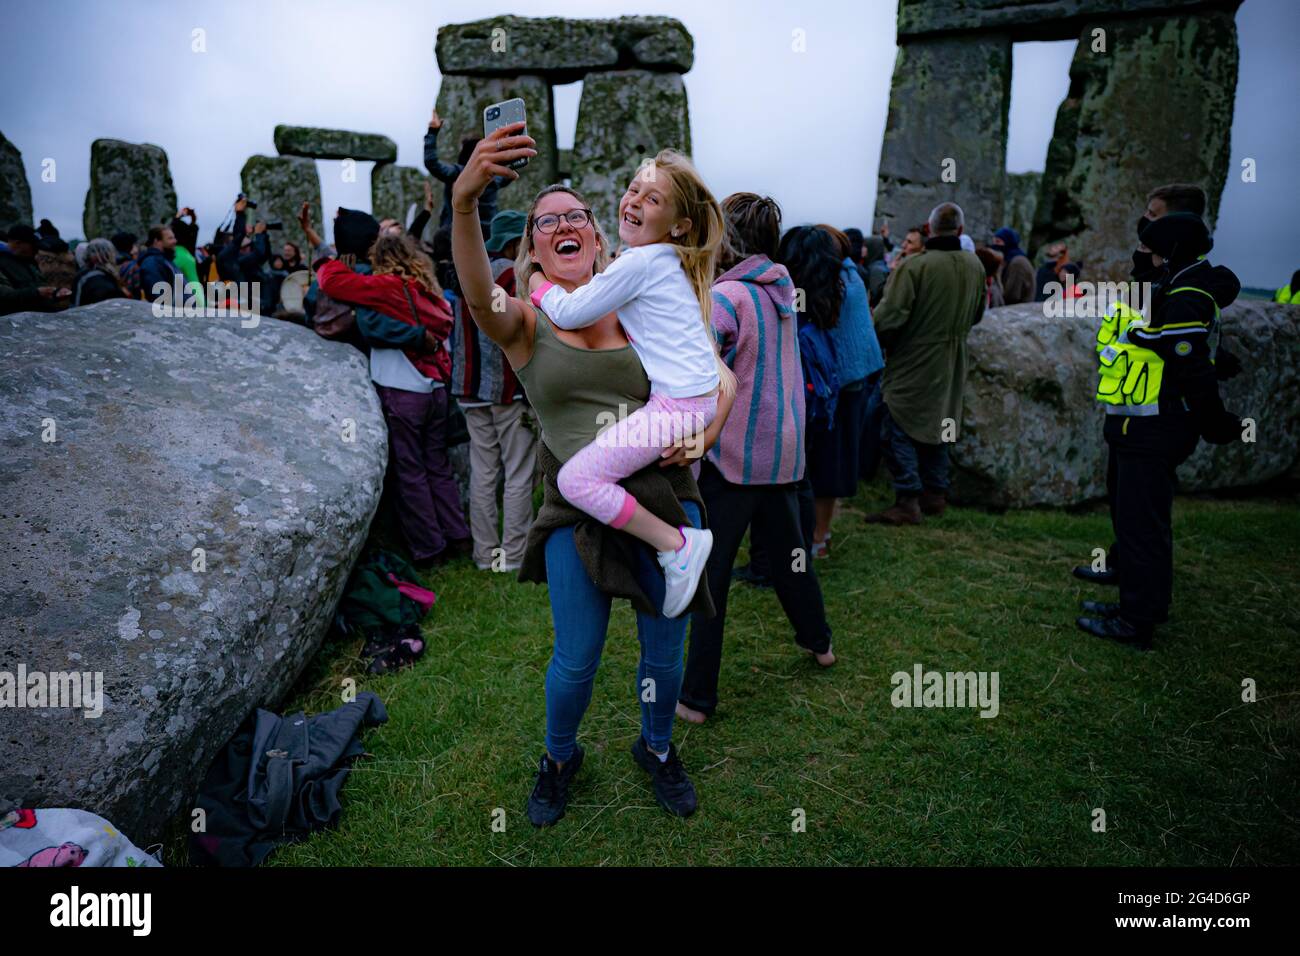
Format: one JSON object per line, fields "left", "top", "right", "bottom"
{"left": 865, "top": 496, "right": 923, "bottom": 526}
{"left": 631, "top": 737, "right": 697, "bottom": 818}
{"left": 526, "top": 745, "right": 584, "bottom": 827}
{"left": 919, "top": 490, "right": 947, "bottom": 517}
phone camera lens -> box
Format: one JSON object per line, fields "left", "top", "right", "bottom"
{"left": 486, "top": 108, "right": 500, "bottom": 120}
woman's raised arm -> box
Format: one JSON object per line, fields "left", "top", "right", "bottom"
{"left": 450, "top": 122, "right": 536, "bottom": 353}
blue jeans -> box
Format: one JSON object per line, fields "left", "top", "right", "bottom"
{"left": 879, "top": 405, "right": 950, "bottom": 495}
{"left": 542, "top": 501, "right": 700, "bottom": 762}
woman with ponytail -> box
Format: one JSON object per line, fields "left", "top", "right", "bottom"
{"left": 677, "top": 194, "right": 836, "bottom": 725}
{"left": 525, "top": 148, "right": 736, "bottom": 620}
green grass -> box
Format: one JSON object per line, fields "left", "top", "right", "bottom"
{"left": 180, "top": 480, "right": 1300, "bottom": 866}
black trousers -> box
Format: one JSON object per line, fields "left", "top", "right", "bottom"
{"left": 1103, "top": 412, "right": 1200, "bottom": 626}
{"left": 680, "top": 462, "right": 833, "bottom": 716}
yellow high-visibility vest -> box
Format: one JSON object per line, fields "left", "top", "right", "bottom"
{"left": 1275, "top": 284, "right": 1300, "bottom": 304}
{"left": 1095, "top": 287, "right": 1218, "bottom": 415}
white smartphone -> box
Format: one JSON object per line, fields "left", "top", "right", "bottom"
{"left": 483, "top": 98, "right": 528, "bottom": 170}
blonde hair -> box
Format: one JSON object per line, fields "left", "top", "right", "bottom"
{"left": 644, "top": 149, "right": 736, "bottom": 397}
{"left": 514, "top": 184, "right": 612, "bottom": 288}
{"left": 369, "top": 234, "right": 440, "bottom": 295}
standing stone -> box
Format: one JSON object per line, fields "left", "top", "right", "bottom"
{"left": 274, "top": 125, "right": 398, "bottom": 164}
{"left": 240, "top": 155, "right": 322, "bottom": 256}
{"left": 436, "top": 15, "right": 693, "bottom": 81}
{"left": 951, "top": 300, "right": 1299, "bottom": 508}
{"left": 83, "top": 139, "right": 178, "bottom": 241}
{"left": 0, "top": 130, "right": 33, "bottom": 232}
{"left": 1032, "top": 11, "right": 1239, "bottom": 282}
{"left": 572, "top": 70, "right": 692, "bottom": 236}
{"left": 372, "top": 165, "right": 434, "bottom": 237}
{"left": 875, "top": 35, "right": 1012, "bottom": 242}
{"left": 433, "top": 74, "right": 557, "bottom": 216}
{"left": 0, "top": 299, "right": 386, "bottom": 840}
{"left": 1004, "top": 171, "right": 1041, "bottom": 251}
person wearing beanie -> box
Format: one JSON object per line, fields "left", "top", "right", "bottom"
{"left": 1074, "top": 205, "right": 1243, "bottom": 650}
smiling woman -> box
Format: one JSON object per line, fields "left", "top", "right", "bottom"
{"left": 449, "top": 122, "right": 716, "bottom": 827}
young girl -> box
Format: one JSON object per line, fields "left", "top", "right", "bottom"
{"left": 527, "top": 149, "right": 735, "bottom": 618}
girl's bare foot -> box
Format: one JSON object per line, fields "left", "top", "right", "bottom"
{"left": 802, "top": 644, "right": 836, "bottom": 667}
{"left": 676, "top": 701, "right": 707, "bottom": 724}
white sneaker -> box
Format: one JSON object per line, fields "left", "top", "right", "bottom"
{"left": 657, "top": 527, "right": 713, "bottom": 619}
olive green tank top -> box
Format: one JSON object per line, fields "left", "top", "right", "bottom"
{"left": 515, "top": 309, "right": 650, "bottom": 462}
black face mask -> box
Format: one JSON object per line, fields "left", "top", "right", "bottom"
{"left": 1130, "top": 249, "right": 1163, "bottom": 281}
{"left": 1137, "top": 216, "right": 1151, "bottom": 240}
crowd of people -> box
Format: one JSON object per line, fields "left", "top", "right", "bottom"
{"left": 0, "top": 107, "right": 1283, "bottom": 829}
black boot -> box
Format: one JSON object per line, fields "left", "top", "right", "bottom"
{"left": 1072, "top": 564, "right": 1118, "bottom": 586}
{"left": 1079, "top": 600, "right": 1121, "bottom": 617}
{"left": 1075, "top": 615, "right": 1153, "bottom": 650}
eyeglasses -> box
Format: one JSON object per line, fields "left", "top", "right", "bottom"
{"left": 532, "top": 208, "right": 593, "bottom": 234}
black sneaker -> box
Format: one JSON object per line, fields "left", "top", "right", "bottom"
{"left": 525, "top": 745, "right": 584, "bottom": 827}
{"left": 1072, "top": 564, "right": 1119, "bottom": 586}
{"left": 732, "top": 563, "right": 773, "bottom": 590}
{"left": 630, "top": 736, "right": 697, "bottom": 817}
{"left": 1080, "top": 600, "right": 1122, "bottom": 618}
{"left": 1075, "top": 615, "right": 1153, "bottom": 651}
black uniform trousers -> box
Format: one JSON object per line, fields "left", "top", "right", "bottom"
{"left": 1103, "top": 411, "right": 1201, "bottom": 626}
{"left": 680, "top": 462, "right": 832, "bottom": 716}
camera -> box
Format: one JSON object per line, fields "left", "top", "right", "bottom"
{"left": 266, "top": 221, "right": 283, "bottom": 230}
{"left": 485, "top": 106, "right": 501, "bottom": 121}
{"left": 237, "top": 192, "right": 258, "bottom": 209}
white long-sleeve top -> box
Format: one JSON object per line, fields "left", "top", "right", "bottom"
{"left": 535, "top": 243, "right": 720, "bottom": 398}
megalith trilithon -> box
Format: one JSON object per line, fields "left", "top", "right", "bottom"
{"left": 572, "top": 70, "right": 692, "bottom": 236}
{"left": 83, "top": 139, "right": 178, "bottom": 241}
{"left": 1031, "top": 10, "right": 1240, "bottom": 281}
{"left": 875, "top": 34, "right": 1012, "bottom": 241}
{"left": 0, "top": 130, "right": 33, "bottom": 233}
{"left": 239, "top": 155, "right": 323, "bottom": 256}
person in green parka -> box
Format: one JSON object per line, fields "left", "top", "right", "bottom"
{"left": 865, "top": 201, "right": 985, "bottom": 525}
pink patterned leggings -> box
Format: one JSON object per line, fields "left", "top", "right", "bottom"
{"left": 557, "top": 392, "right": 718, "bottom": 528}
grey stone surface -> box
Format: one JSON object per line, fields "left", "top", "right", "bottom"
{"left": 240, "top": 155, "right": 323, "bottom": 257}
{"left": 1031, "top": 11, "right": 1239, "bottom": 282}
{"left": 951, "top": 300, "right": 1299, "bottom": 508}
{"left": 372, "top": 164, "right": 433, "bottom": 238}
{"left": 436, "top": 15, "right": 692, "bottom": 80}
{"left": 433, "top": 74, "right": 556, "bottom": 215}
{"left": 0, "top": 299, "right": 386, "bottom": 839}
{"left": 897, "top": 0, "right": 1239, "bottom": 39}
{"left": 1003, "top": 171, "right": 1041, "bottom": 251}
{"left": 875, "top": 34, "right": 1011, "bottom": 243}
{"left": 0, "top": 130, "right": 33, "bottom": 233}
{"left": 572, "top": 70, "right": 692, "bottom": 237}
{"left": 274, "top": 125, "right": 398, "bottom": 164}
{"left": 83, "top": 140, "right": 177, "bottom": 241}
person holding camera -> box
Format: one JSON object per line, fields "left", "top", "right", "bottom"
{"left": 216, "top": 196, "right": 270, "bottom": 312}
{"left": 425, "top": 108, "right": 511, "bottom": 232}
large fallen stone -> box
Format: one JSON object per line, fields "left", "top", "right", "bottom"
{"left": 0, "top": 299, "right": 386, "bottom": 840}
{"left": 274, "top": 125, "right": 398, "bottom": 164}
{"left": 1031, "top": 11, "right": 1238, "bottom": 281}
{"left": 572, "top": 70, "right": 692, "bottom": 237}
{"left": 436, "top": 15, "right": 692, "bottom": 80}
{"left": 897, "top": 0, "right": 1237, "bottom": 39}
{"left": 0, "top": 130, "right": 33, "bottom": 233}
{"left": 874, "top": 34, "right": 1011, "bottom": 243}
{"left": 951, "top": 300, "right": 1300, "bottom": 508}
{"left": 433, "top": 74, "right": 557, "bottom": 216}
{"left": 240, "top": 155, "right": 323, "bottom": 258}
{"left": 82, "top": 139, "right": 177, "bottom": 241}
{"left": 372, "top": 164, "right": 433, "bottom": 238}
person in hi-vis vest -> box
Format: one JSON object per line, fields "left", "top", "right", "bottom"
{"left": 1072, "top": 210, "right": 1243, "bottom": 649}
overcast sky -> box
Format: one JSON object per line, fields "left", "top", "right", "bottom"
{"left": 2, "top": 0, "right": 1296, "bottom": 287}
